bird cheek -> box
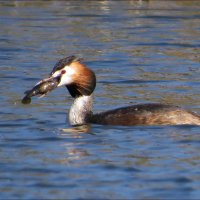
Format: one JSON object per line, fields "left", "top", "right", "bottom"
{"left": 57, "top": 74, "right": 73, "bottom": 87}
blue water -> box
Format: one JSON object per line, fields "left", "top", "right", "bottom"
{"left": 1, "top": 1, "right": 200, "bottom": 199}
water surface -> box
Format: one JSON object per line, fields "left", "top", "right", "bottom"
{"left": 1, "top": 0, "right": 200, "bottom": 199}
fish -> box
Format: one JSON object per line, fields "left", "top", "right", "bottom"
{"left": 21, "top": 77, "right": 59, "bottom": 104}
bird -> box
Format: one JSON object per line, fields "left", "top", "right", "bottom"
{"left": 26, "top": 55, "right": 200, "bottom": 126}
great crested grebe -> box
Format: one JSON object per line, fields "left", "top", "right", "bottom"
{"left": 23, "top": 55, "right": 200, "bottom": 126}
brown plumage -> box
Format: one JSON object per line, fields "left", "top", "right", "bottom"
{"left": 91, "top": 103, "right": 200, "bottom": 125}
{"left": 23, "top": 55, "right": 200, "bottom": 126}
{"left": 66, "top": 61, "right": 96, "bottom": 97}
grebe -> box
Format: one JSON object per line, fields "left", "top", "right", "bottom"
{"left": 23, "top": 55, "right": 200, "bottom": 126}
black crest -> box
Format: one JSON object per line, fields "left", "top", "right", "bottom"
{"left": 50, "top": 55, "right": 81, "bottom": 75}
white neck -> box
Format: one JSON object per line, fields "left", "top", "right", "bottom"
{"left": 69, "top": 95, "right": 93, "bottom": 125}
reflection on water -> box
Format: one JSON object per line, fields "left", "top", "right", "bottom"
{"left": 1, "top": 0, "right": 200, "bottom": 199}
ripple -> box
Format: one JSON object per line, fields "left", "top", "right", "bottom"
{"left": 1, "top": 1, "right": 200, "bottom": 199}
{"left": 134, "top": 42, "right": 200, "bottom": 48}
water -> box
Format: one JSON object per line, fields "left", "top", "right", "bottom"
{"left": 1, "top": 0, "right": 200, "bottom": 199}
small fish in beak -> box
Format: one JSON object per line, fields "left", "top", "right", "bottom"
{"left": 21, "top": 77, "right": 59, "bottom": 104}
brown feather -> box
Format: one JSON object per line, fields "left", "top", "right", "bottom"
{"left": 66, "top": 61, "right": 96, "bottom": 97}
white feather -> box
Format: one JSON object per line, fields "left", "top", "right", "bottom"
{"left": 69, "top": 95, "right": 93, "bottom": 125}
{"left": 51, "top": 66, "right": 76, "bottom": 87}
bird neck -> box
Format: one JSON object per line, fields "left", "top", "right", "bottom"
{"left": 69, "top": 94, "right": 93, "bottom": 125}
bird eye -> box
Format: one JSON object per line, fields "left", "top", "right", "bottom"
{"left": 61, "top": 70, "right": 66, "bottom": 74}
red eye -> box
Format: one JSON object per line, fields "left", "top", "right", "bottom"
{"left": 61, "top": 70, "right": 66, "bottom": 74}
